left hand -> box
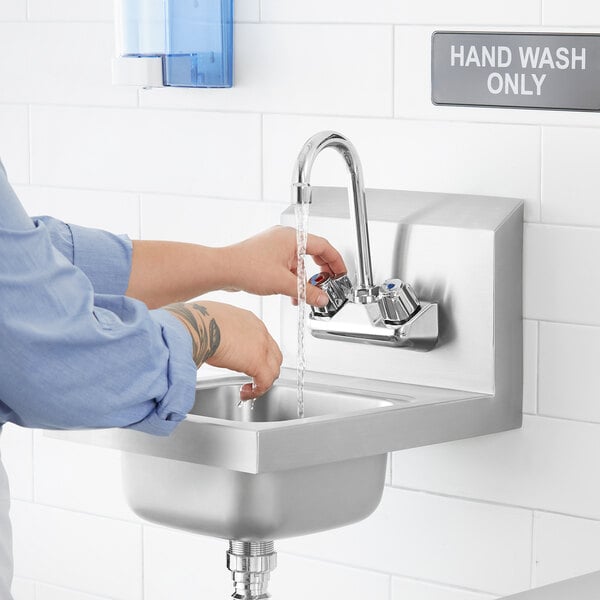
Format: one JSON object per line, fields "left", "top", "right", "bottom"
{"left": 223, "top": 226, "right": 347, "bottom": 307}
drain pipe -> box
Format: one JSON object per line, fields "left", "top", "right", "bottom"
{"left": 227, "top": 540, "right": 277, "bottom": 599}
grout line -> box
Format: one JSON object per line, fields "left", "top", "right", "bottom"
{"left": 389, "top": 484, "right": 600, "bottom": 523}
{"left": 391, "top": 25, "right": 396, "bottom": 118}
{"left": 140, "top": 525, "right": 146, "bottom": 599}
{"left": 538, "top": 126, "right": 544, "bottom": 222}
{"left": 280, "top": 548, "right": 499, "bottom": 597}
{"left": 137, "top": 193, "right": 143, "bottom": 241}
{"left": 530, "top": 511, "right": 538, "bottom": 588}
{"left": 535, "top": 320, "right": 541, "bottom": 415}
{"left": 9, "top": 100, "right": 600, "bottom": 132}
{"left": 539, "top": 0, "right": 544, "bottom": 26}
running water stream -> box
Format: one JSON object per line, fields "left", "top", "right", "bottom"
{"left": 295, "top": 202, "right": 310, "bottom": 419}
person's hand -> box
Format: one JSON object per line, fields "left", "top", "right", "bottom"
{"left": 165, "top": 300, "right": 282, "bottom": 400}
{"left": 223, "top": 226, "right": 347, "bottom": 307}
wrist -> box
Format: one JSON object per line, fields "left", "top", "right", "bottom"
{"left": 217, "top": 244, "right": 242, "bottom": 292}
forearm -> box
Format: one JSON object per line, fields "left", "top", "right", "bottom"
{"left": 126, "top": 241, "right": 235, "bottom": 309}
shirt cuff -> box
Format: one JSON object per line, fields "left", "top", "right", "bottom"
{"left": 127, "top": 309, "right": 198, "bottom": 436}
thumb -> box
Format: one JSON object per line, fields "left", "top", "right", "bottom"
{"left": 281, "top": 271, "right": 329, "bottom": 307}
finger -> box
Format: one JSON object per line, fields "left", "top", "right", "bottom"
{"left": 306, "top": 235, "right": 347, "bottom": 275}
{"left": 280, "top": 272, "right": 329, "bottom": 307}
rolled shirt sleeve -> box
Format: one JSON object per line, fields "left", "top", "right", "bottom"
{"left": 34, "top": 216, "right": 133, "bottom": 296}
{"left": 0, "top": 162, "right": 197, "bottom": 435}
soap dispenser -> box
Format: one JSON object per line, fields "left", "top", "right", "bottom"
{"left": 113, "top": 0, "right": 234, "bottom": 88}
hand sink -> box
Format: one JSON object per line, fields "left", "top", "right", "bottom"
{"left": 47, "top": 367, "right": 500, "bottom": 541}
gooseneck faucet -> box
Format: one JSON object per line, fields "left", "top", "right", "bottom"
{"left": 290, "top": 131, "right": 439, "bottom": 351}
{"left": 292, "top": 131, "right": 379, "bottom": 304}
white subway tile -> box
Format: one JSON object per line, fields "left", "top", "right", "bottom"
{"left": 0, "top": 105, "right": 29, "bottom": 185}
{"left": 533, "top": 512, "right": 600, "bottom": 586}
{"left": 263, "top": 115, "right": 539, "bottom": 211}
{"left": 36, "top": 584, "right": 109, "bottom": 600}
{"left": 538, "top": 322, "right": 600, "bottom": 423}
{"left": 542, "top": 127, "right": 600, "bottom": 227}
{"left": 278, "top": 487, "right": 532, "bottom": 596}
{"left": 236, "top": 0, "right": 259, "bottom": 22}
{"left": 30, "top": 106, "right": 261, "bottom": 200}
{"left": 143, "top": 526, "right": 227, "bottom": 600}
{"left": 392, "top": 415, "right": 600, "bottom": 520}
{"left": 15, "top": 185, "right": 140, "bottom": 239}
{"left": 392, "top": 577, "right": 497, "bottom": 600}
{"left": 0, "top": 24, "right": 137, "bottom": 107}
{"left": 260, "top": 0, "right": 540, "bottom": 25}
{"left": 33, "top": 433, "right": 138, "bottom": 522}
{"left": 394, "top": 26, "right": 600, "bottom": 129}
{"left": 141, "top": 195, "right": 275, "bottom": 246}
{"left": 0, "top": 425, "right": 33, "bottom": 502}
{"left": 11, "top": 578, "right": 35, "bottom": 600}
{"left": 524, "top": 224, "right": 600, "bottom": 325}
{"left": 11, "top": 501, "right": 142, "bottom": 599}
{"left": 543, "top": 1, "right": 600, "bottom": 25}
{"left": 28, "top": 0, "right": 113, "bottom": 21}
{"left": 523, "top": 320, "right": 538, "bottom": 415}
{"left": 140, "top": 24, "right": 393, "bottom": 117}
{"left": 272, "top": 554, "right": 391, "bottom": 600}
{"left": 0, "top": 0, "right": 25, "bottom": 20}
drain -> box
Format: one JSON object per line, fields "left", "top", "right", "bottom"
{"left": 226, "top": 540, "right": 277, "bottom": 599}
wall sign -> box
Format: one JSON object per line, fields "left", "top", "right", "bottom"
{"left": 432, "top": 32, "right": 600, "bottom": 111}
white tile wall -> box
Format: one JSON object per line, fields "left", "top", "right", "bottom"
{"left": 15, "top": 185, "right": 140, "bottom": 238}
{"left": 11, "top": 578, "right": 35, "bottom": 600}
{"left": 30, "top": 106, "right": 262, "bottom": 199}
{"left": 542, "top": 0, "right": 600, "bottom": 25}
{"left": 278, "top": 487, "right": 532, "bottom": 596}
{"left": 27, "top": 0, "right": 114, "bottom": 22}
{"left": 0, "top": 0, "right": 25, "bottom": 21}
{"left": 260, "top": 0, "right": 541, "bottom": 25}
{"left": 391, "top": 578, "right": 497, "bottom": 600}
{"left": 3, "top": 4, "right": 600, "bottom": 600}
{"left": 524, "top": 224, "right": 600, "bottom": 325}
{"left": 0, "top": 23, "right": 137, "bottom": 107}
{"left": 11, "top": 501, "right": 142, "bottom": 599}
{"left": 392, "top": 416, "right": 600, "bottom": 520}
{"left": 0, "top": 426, "right": 33, "bottom": 502}
{"left": 140, "top": 25, "right": 393, "bottom": 117}
{"left": 533, "top": 512, "right": 600, "bottom": 586}
{"left": 539, "top": 322, "right": 600, "bottom": 423}
{"left": 523, "top": 320, "right": 539, "bottom": 415}
{"left": 35, "top": 584, "right": 110, "bottom": 600}
{"left": 32, "top": 434, "right": 138, "bottom": 522}
{"left": 542, "top": 127, "right": 600, "bottom": 227}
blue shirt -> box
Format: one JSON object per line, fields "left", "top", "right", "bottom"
{"left": 0, "top": 161, "right": 197, "bottom": 436}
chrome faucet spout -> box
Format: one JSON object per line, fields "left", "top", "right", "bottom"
{"left": 291, "top": 131, "right": 378, "bottom": 303}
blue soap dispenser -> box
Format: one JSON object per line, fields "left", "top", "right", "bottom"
{"left": 114, "top": 0, "right": 234, "bottom": 88}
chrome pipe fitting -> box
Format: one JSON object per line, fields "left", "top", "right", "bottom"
{"left": 227, "top": 540, "right": 277, "bottom": 600}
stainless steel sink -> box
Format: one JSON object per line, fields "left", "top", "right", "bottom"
{"left": 49, "top": 367, "right": 501, "bottom": 541}
{"left": 47, "top": 187, "right": 523, "bottom": 549}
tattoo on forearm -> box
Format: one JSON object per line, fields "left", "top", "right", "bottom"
{"left": 165, "top": 302, "right": 221, "bottom": 368}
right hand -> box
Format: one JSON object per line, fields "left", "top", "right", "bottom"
{"left": 165, "top": 300, "right": 282, "bottom": 400}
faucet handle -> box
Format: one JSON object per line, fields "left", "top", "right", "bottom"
{"left": 309, "top": 272, "right": 352, "bottom": 318}
{"left": 378, "top": 279, "right": 421, "bottom": 325}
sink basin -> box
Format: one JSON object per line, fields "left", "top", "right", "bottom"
{"left": 123, "top": 375, "right": 396, "bottom": 539}
{"left": 48, "top": 368, "right": 498, "bottom": 540}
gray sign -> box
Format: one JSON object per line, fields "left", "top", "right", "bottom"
{"left": 432, "top": 32, "right": 600, "bottom": 111}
